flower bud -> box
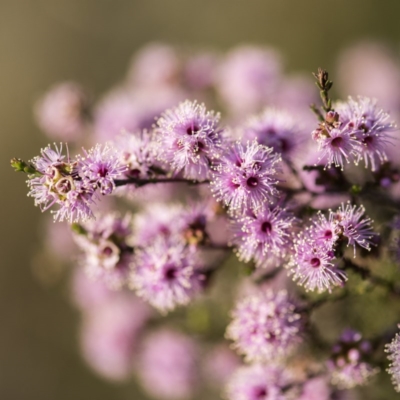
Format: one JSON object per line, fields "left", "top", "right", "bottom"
{"left": 10, "top": 158, "right": 37, "bottom": 174}
{"left": 326, "top": 110, "right": 339, "bottom": 124}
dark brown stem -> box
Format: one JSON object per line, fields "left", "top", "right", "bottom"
{"left": 114, "top": 177, "right": 210, "bottom": 187}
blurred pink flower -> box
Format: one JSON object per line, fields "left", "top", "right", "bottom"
{"left": 216, "top": 45, "right": 281, "bottom": 115}
{"left": 337, "top": 42, "right": 400, "bottom": 112}
{"left": 127, "top": 42, "right": 181, "bottom": 88}
{"left": 35, "top": 82, "right": 89, "bottom": 141}
{"left": 202, "top": 344, "right": 240, "bottom": 388}
{"left": 137, "top": 329, "right": 199, "bottom": 400}
{"left": 80, "top": 294, "right": 151, "bottom": 381}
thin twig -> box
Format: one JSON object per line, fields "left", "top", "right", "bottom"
{"left": 114, "top": 177, "right": 210, "bottom": 187}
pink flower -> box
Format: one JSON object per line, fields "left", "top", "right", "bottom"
{"left": 80, "top": 294, "right": 150, "bottom": 381}
{"left": 226, "top": 290, "right": 303, "bottom": 362}
{"left": 35, "top": 82, "right": 88, "bottom": 141}
{"left": 137, "top": 329, "right": 199, "bottom": 400}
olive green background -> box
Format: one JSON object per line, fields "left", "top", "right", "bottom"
{"left": 2, "top": 1, "right": 400, "bottom": 399}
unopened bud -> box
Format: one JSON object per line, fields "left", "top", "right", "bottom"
{"left": 10, "top": 158, "right": 26, "bottom": 172}
{"left": 313, "top": 68, "right": 332, "bottom": 90}
{"left": 10, "top": 158, "right": 37, "bottom": 174}
{"left": 326, "top": 110, "right": 339, "bottom": 124}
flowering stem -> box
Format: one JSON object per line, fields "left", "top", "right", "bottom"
{"left": 299, "top": 166, "right": 400, "bottom": 212}
{"left": 10, "top": 158, "right": 38, "bottom": 175}
{"left": 114, "top": 177, "right": 210, "bottom": 187}
{"left": 115, "top": 176, "right": 332, "bottom": 202}
{"left": 312, "top": 68, "right": 334, "bottom": 113}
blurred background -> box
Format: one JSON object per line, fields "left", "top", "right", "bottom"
{"left": 2, "top": 1, "right": 400, "bottom": 399}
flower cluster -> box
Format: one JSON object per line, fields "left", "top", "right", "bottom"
{"left": 241, "top": 108, "right": 304, "bottom": 161}
{"left": 388, "top": 215, "right": 400, "bottom": 265}
{"left": 13, "top": 43, "right": 400, "bottom": 398}
{"left": 290, "top": 236, "right": 346, "bottom": 293}
{"left": 225, "top": 364, "right": 293, "bottom": 400}
{"left": 230, "top": 205, "right": 297, "bottom": 269}
{"left": 217, "top": 45, "right": 281, "bottom": 115}
{"left": 385, "top": 325, "right": 400, "bottom": 392}
{"left": 289, "top": 203, "right": 376, "bottom": 293}
{"left": 130, "top": 237, "right": 206, "bottom": 313}
{"left": 73, "top": 213, "right": 134, "bottom": 289}
{"left": 312, "top": 96, "right": 396, "bottom": 171}
{"left": 24, "top": 143, "right": 126, "bottom": 222}
{"left": 133, "top": 201, "right": 215, "bottom": 248}
{"left": 226, "top": 290, "right": 303, "bottom": 362}
{"left": 80, "top": 292, "right": 150, "bottom": 381}
{"left": 115, "top": 130, "right": 160, "bottom": 182}
{"left": 328, "top": 329, "right": 378, "bottom": 389}
{"left": 156, "top": 100, "right": 224, "bottom": 180}
{"left": 71, "top": 202, "right": 217, "bottom": 312}
{"left": 78, "top": 144, "right": 128, "bottom": 195}
{"left": 137, "top": 329, "right": 199, "bottom": 400}
{"left": 211, "top": 140, "right": 281, "bottom": 214}
{"left": 34, "top": 82, "right": 89, "bottom": 141}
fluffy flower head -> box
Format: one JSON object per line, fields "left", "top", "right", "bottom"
{"left": 80, "top": 295, "right": 150, "bottom": 381}
{"left": 156, "top": 100, "right": 224, "bottom": 179}
{"left": 216, "top": 45, "right": 281, "bottom": 114}
{"left": 328, "top": 329, "right": 378, "bottom": 389}
{"left": 73, "top": 212, "right": 134, "bottom": 289}
{"left": 312, "top": 125, "right": 360, "bottom": 170}
{"left": 211, "top": 140, "right": 281, "bottom": 214}
{"left": 290, "top": 237, "right": 346, "bottom": 293}
{"left": 333, "top": 202, "right": 376, "bottom": 255}
{"left": 225, "top": 364, "right": 292, "bottom": 400}
{"left": 226, "top": 290, "right": 302, "bottom": 362}
{"left": 35, "top": 82, "right": 88, "bottom": 141}
{"left": 385, "top": 325, "right": 400, "bottom": 392}
{"left": 27, "top": 143, "right": 95, "bottom": 222}
{"left": 231, "top": 205, "right": 297, "bottom": 268}
{"left": 241, "top": 108, "right": 303, "bottom": 159}
{"left": 130, "top": 238, "right": 205, "bottom": 312}
{"left": 336, "top": 96, "right": 396, "bottom": 171}
{"left": 79, "top": 143, "right": 127, "bottom": 195}
{"left": 116, "top": 130, "right": 160, "bottom": 180}
{"left": 138, "top": 329, "right": 198, "bottom": 400}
